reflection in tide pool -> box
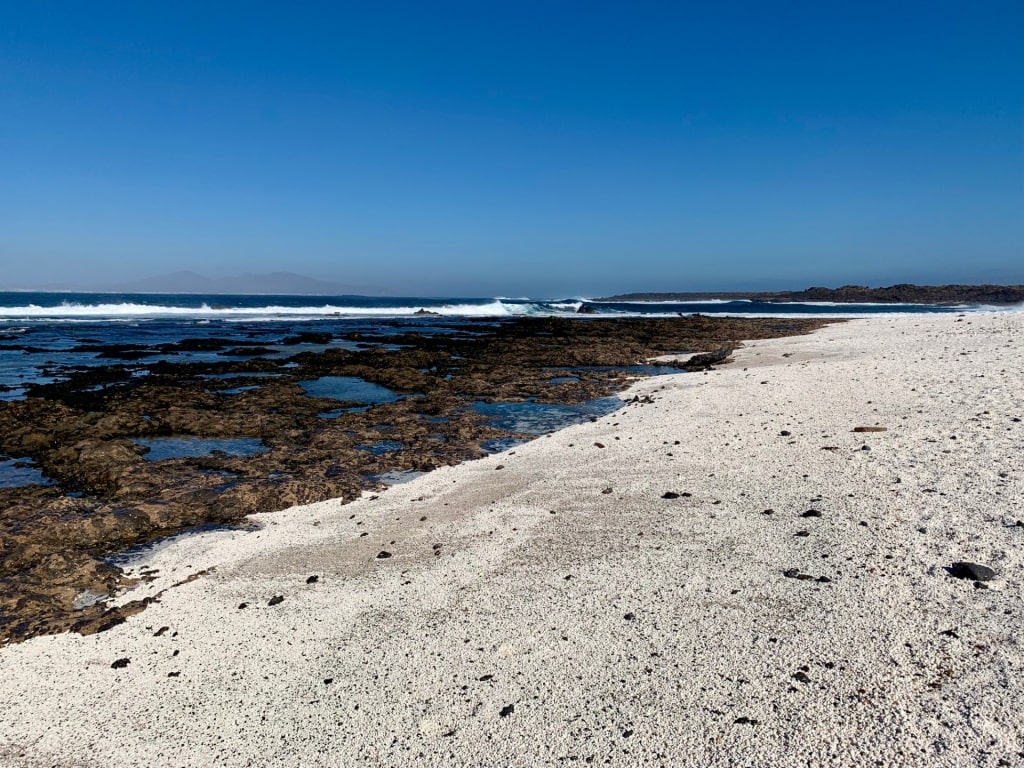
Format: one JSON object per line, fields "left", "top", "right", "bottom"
{"left": 135, "top": 437, "right": 267, "bottom": 461}
{"left": 300, "top": 376, "right": 401, "bottom": 404}
{"left": 473, "top": 396, "right": 623, "bottom": 435}
{"left": 0, "top": 456, "right": 55, "bottom": 488}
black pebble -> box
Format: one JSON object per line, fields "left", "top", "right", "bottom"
{"left": 324, "top": 678, "right": 334, "bottom": 685}
{"left": 792, "top": 671, "right": 811, "bottom": 684}
{"left": 238, "top": 602, "right": 248, "bottom": 609}
{"left": 801, "top": 509, "right": 822, "bottom": 518}
{"left": 947, "top": 561, "right": 997, "bottom": 581}
{"left": 783, "top": 568, "right": 801, "bottom": 578}
{"left": 479, "top": 674, "right": 494, "bottom": 681}
{"left": 622, "top": 729, "right": 634, "bottom": 738}
{"left": 111, "top": 658, "right": 130, "bottom": 669}
{"left": 780, "top": 430, "right": 791, "bottom": 436}
{"left": 376, "top": 551, "right": 392, "bottom": 559}
{"left": 499, "top": 704, "right": 515, "bottom": 717}
{"left": 602, "top": 487, "right": 613, "bottom": 494}
{"left": 268, "top": 595, "right": 284, "bottom": 606}
{"left": 167, "top": 671, "right": 180, "bottom": 678}
{"left": 623, "top": 612, "right": 636, "bottom": 621}
{"left": 306, "top": 575, "right": 319, "bottom": 584}
{"left": 662, "top": 491, "right": 680, "bottom": 499}
{"left": 794, "top": 530, "right": 810, "bottom": 537}
{"left": 734, "top": 716, "right": 759, "bottom": 725}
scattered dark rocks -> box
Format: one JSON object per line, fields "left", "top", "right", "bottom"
{"left": 499, "top": 704, "right": 515, "bottom": 718}
{"left": 238, "top": 602, "right": 248, "bottom": 610}
{"left": 662, "top": 492, "right": 680, "bottom": 499}
{"left": 111, "top": 657, "right": 130, "bottom": 669}
{"left": 376, "top": 551, "right": 393, "bottom": 559}
{"left": 947, "top": 562, "right": 997, "bottom": 581}
{"left": 623, "top": 612, "right": 636, "bottom": 621}
{"left": 268, "top": 595, "right": 284, "bottom": 606}
{"left": 801, "top": 509, "right": 822, "bottom": 518}
{"left": 593, "top": 442, "right": 605, "bottom": 449}
{"left": 478, "top": 674, "right": 494, "bottom": 681}
{"left": 167, "top": 671, "right": 180, "bottom": 678}
{"left": 153, "top": 626, "right": 169, "bottom": 637}
{"left": 601, "top": 487, "right": 613, "bottom": 494}
{"left": 734, "top": 716, "right": 759, "bottom": 725}
{"left": 323, "top": 678, "right": 334, "bottom": 685}
{"left": 780, "top": 430, "right": 791, "bottom": 436}
{"left": 792, "top": 670, "right": 811, "bottom": 684}
{"left": 306, "top": 575, "right": 319, "bottom": 584}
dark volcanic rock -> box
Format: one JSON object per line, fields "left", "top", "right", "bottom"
{"left": 947, "top": 562, "right": 997, "bottom": 581}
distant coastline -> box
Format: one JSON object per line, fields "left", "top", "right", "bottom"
{"left": 596, "top": 283, "right": 1024, "bottom": 305}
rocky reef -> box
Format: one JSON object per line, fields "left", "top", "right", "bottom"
{"left": 0, "top": 315, "right": 830, "bottom": 643}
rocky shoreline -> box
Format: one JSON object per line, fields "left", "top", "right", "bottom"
{"left": 0, "top": 315, "right": 830, "bottom": 644}
{"left": 597, "top": 282, "right": 1024, "bottom": 305}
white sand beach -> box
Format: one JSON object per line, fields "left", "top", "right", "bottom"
{"left": 1, "top": 312, "right": 1022, "bottom": 768}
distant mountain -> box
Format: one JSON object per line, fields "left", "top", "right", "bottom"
{"left": 107, "top": 271, "right": 375, "bottom": 295}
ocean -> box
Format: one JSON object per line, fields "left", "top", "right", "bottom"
{"left": 0, "top": 291, "right": 976, "bottom": 401}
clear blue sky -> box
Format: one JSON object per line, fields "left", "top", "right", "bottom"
{"left": 1, "top": 1, "right": 1021, "bottom": 296}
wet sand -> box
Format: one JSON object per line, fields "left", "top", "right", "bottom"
{"left": 1, "top": 312, "right": 1022, "bottom": 767}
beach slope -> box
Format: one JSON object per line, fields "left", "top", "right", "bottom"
{"left": 1, "top": 313, "right": 1022, "bottom": 767}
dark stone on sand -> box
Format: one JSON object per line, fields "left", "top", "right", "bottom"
{"left": 780, "top": 430, "right": 791, "bottom": 436}
{"left": 499, "top": 704, "right": 515, "bottom": 717}
{"left": 623, "top": 612, "right": 636, "bottom": 621}
{"left": 323, "top": 678, "right": 334, "bottom": 685}
{"left": 268, "top": 595, "right": 284, "bottom": 606}
{"left": 794, "top": 530, "right": 810, "bottom": 537}
{"left": 111, "top": 657, "right": 130, "bottom": 669}
{"left": 479, "top": 674, "right": 494, "bottom": 681}
{"left": 853, "top": 426, "right": 888, "bottom": 433}
{"left": 783, "top": 569, "right": 801, "bottom": 578}
{"left": 602, "top": 487, "right": 613, "bottom": 494}
{"left": 376, "top": 551, "right": 392, "bottom": 559}
{"left": 662, "top": 491, "right": 680, "bottom": 499}
{"left": 594, "top": 442, "right": 605, "bottom": 448}
{"left": 792, "top": 671, "right": 811, "bottom": 684}
{"left": 682, "top": 347, "right": 733, "bottom": 370}
{"left": 947, "top": 562, "right": 997, "bottom": 581}
{"left": 801, "top": 509, "right": 822, "bottom": 518}
{"left": 238, "top": 602, "right": 248, "bottom": 609}
{"left": 734, "top": 716, "right": 758, "bottom": 725}
{"left": 153, "top": 626, "right": 169, "bottom": 637}
{"left": 306, "top": 575, "right": 319, "bottom": 584}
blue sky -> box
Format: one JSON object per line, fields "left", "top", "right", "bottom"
{"left": 1, "top": 1, "right": 1021, "bottom": 296}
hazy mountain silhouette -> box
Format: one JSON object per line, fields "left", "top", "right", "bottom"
{"left": 105, "top": 271, "right": 377, "bottom": 295}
